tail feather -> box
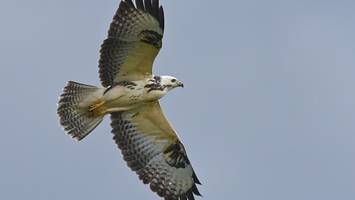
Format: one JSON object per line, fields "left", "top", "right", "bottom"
{"left": 57, "top": 81, "right": 104, "bottom": 140}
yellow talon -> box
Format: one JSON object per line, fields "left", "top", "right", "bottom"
{"left": 89, "top": 100, "right": 106, "bottom": 112}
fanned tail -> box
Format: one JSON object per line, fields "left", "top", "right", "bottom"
{"left": 57, "top": 81, "right": 105, "bottom": 140}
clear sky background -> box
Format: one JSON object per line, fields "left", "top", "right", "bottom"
{"left": 1, "top": 0, "right": 355, "bottom": 199}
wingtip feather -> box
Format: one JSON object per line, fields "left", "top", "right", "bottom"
{"left": 152, "top": 0, "right": 159, "bottom": 19}
{"left": 159, "top": 6, "right": 165, "bottom": 30}
{"left": 125, "top": 0, "right": 135, "bottom": 7}
{"left": 193, "top": 171, "right": 201, "bottom": 185}
{"left": 144, "top": 0, "right": 152, "bottom": 13}
{"left": 135, "top": 0, "right": 144, "bottom": 10}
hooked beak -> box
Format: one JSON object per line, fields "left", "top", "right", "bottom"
{"left": 177, "top": 81, "right": 184, "bottom": 88}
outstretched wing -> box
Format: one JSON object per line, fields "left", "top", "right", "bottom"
{"left": 111, "top": 101, "right": 201, "bottom": 200}
{"left": 99, "top": 0, "right": 165, "bottom": 87}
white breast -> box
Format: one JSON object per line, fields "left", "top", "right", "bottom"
{"left": 102, "top": 79, "right": 167, "bottom": 112}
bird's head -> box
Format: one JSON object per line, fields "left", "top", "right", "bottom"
{"left": 160, "top": 75, "right": 184, "bottom": 90}
{"left": 145, "top": 75, "right": 184, "bottom": 94}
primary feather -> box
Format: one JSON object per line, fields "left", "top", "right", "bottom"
{"left": 99, "top": 0, "right": 164, "bottom": 86}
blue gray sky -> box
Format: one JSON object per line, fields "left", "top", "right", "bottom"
{"left": 1, "top": 0, "right": 355, "bottom": 199}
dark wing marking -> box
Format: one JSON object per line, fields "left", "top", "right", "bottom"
{"left": 110, "top": 101, "right": 201, "bottom": 200}
{"left": 136, "top": 0, "right": 145, "bottom": 10}
{"left": 99, "top": 0, "right": 165, "bottom": 87}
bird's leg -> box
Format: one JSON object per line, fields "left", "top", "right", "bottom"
{"left": 89, "top": 100, "right": 106, "bottom": 112}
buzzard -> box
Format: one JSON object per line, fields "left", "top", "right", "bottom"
{"left": 57, "top": 0, "right": 201, "bottom": 200}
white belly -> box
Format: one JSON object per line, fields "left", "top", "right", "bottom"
{"left": 100, "top": 79, "right": 167, "bottom": 113}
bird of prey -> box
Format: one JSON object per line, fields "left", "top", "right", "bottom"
{"left": 57, "top": 0, "right": 201, "bottom": 200}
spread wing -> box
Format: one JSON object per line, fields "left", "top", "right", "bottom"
{"left": 110, "top": 101, "right": 201, "bottom": 200}
{"left": 99, "top": 0, "right": 165, "bottom": 87}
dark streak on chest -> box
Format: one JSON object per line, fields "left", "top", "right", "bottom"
{"left": 104, "top": 80, "right": 138, "bottom": 94}
{"left": 144, "top": 76, "right": 164, "bottom": 92}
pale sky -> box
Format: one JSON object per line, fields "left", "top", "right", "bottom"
{"left": 1, "top": 0, "right": 355, "bottom": 199}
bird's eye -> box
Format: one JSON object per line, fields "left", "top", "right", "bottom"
{"left": 171, "top": 79, "right": 177, "bottom": 83}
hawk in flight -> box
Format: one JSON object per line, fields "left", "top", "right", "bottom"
{"left": 57, "top": 0, "right": 201, "bottom": 200}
